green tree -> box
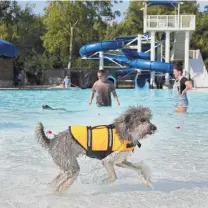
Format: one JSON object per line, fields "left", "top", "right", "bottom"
{"left": 42, "top": 1, "right": 120, "bottom": 72}
{"left": 204, "top": 5, "right": 208, "bottom": 14}
{"left": 0, "top": 2, "right": 47, "bottom": 73}
{"left": 0, "top": 1, "right": 10, "bottom": 20}
{"left": 191, "top": 11, "right": 208, "bottom": 67}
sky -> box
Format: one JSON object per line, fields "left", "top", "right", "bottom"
{"left": 18, "top": 0, "right": 208, "bottom": 22}
{"left": 18, "top": 0, "right": 130, "bottom": 21}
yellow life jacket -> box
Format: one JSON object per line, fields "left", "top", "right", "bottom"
{"left": 69, "top": 125, "right": 135, "bottom": 160}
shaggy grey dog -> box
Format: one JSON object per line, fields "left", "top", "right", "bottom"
{"left": 35, "top": 106, "right": 157, "bottom": 192}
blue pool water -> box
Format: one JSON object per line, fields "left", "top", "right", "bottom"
{"left": 0, "top": 88, "right": 208, "bottom": 208}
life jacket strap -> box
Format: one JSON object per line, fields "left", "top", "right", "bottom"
{"left": 86, "top": 124, "right": 114, "bottom": 157}
{"left": 87, "top": 126, "right": 92, "bottom": 151}
{"left": 91, "top": 124, "right": 115, "bottom": 130}
{"left": 107, "top": 125, "right": 113, "bottom": 154}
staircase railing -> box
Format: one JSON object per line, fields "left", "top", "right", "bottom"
{"left": 145, "top": 15, "right": 195, "bottom": 31}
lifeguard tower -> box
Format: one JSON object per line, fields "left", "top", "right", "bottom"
{"left": 143, "top": 0, "right": 196, "bottom": 87}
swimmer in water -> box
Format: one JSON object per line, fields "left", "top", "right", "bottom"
{"left": 42, "top": 105, "right": 67, "bottom": 111}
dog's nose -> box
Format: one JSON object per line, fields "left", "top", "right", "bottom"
{"left": 152, "top": 125, "right": 157, "bottom": 131}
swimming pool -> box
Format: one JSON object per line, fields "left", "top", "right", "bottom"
{"left": 0, "top": 89, "right": 208, "bottom": 208}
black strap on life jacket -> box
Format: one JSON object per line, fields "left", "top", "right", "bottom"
{"left": 86, "top": 124, "right": 115, "bottom": 156}
{"left": 90, "top": 124, "right": 115, "bottom": 130}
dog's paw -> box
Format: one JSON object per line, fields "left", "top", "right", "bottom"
{"left": 102, "top": 177, "right": 116, "bottom": 184}
{"left": 141, "top": 177, "right": 152, "bottom": 187}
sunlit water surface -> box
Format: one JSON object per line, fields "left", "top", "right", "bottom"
{"left": 0, "top": 88, "right": 208, "bottom": 208}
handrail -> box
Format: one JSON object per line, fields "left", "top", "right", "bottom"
{"left": 144, "top": 14, "right": 195, "bottom": 31}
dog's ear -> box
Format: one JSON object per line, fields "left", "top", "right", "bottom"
{"left": 125, "top": 114, "right": 131, "bottom": 124}
{"left": 144, "top": 108, "right": 152, "bottom": 119}
{"left": 125, "top": 114, "right": 133, "bottom": 133}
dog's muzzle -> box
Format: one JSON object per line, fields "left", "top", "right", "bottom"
{"left": 149, "top": 124, "right": 157, "bottom": 135}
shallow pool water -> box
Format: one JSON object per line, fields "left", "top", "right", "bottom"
{"left": 0, "top": 88, "right": 208, "bottom": 208}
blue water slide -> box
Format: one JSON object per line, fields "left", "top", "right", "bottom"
{"left": 103, "top": 54, "right": 173, "bottom": 73}
{"left": 79, "top": 38, "right": 173, "bottom": 87}
{"left": 147, "top": 0, "right": 178, "bottom": 6}
{"left": 121, "top": 49, "right": 150, "bottom": 60}
{"left": 135, "top": 73, "right": 150, "bottom": 89}
{"left": 113, "top": 33, "right": 150, "bottom": 42}
{"left": 129, "top": 59, "right": 173, "bottom": 73}
{"left": 106, "top": 74, "right": 117, "bottom": 86}
{"left": 80, "top": 40, "right": 124, "bottom": 57}
{"left": 116, "top": 68, "right": 136, "bottom": 76}
{"left": 113, "top": 36, "right": 137, "bottom": 44}
{"left": 103, "top": 54, "right": 129, "bottom": 65}
{"left": 107, "top": 68, "right": 137, "bottom": 87}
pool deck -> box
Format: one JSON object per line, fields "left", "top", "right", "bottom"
{"left": 0, "top": 86, "right": 208, "bottom": 92}
{"left": 190, "top": 88, "right": 208, "bottom": 93}
{"left": 0, "top": 85, "right": 80, "bottom": 90}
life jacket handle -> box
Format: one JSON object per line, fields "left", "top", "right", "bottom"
{"left": 90, "top": 124, "right": 115, "bottom": 130}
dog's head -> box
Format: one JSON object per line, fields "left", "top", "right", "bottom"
{"left": 114, "top": 106, "right": 157, "bottom": 142}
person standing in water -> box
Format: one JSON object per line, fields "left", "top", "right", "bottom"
{"left": 63, "top": 76, "right": 71, "bottom": 88}
{"left": 173, "top": 65, "right": 192, "bottom": 113}
{"left": 88, "top": 70, "right": 120, "bottom": 107}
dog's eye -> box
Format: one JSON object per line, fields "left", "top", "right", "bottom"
{"left": 140, "top": 118, "right": 146, "bottom": 123}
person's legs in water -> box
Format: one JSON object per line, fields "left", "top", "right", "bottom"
{"left": 175, "top": 106, "right": 187, "bottom": 113}
{"left": 174, "top": 97, "right": 188, "bottom": 113}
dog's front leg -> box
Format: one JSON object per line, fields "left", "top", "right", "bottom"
{"left": 102, "top": 152, "right": 124, "bottom": 184}
{"left": 51, "top": 172, "right": 65, "bottom": 188}
{"left": 116, "top": 160, "right": 152, "bottom": 187}
{"left": 133, "top": 161, "right": 152, "bottom": 187}
{"left": 102, "top": 151, "right": 130, "bottom": 184}
{"left": 102, "top": 158, "right": 117, "bottom": 184}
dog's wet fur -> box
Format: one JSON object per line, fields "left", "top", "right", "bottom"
{"left": 35, "top": 106, "right": 157, "bottom": 193}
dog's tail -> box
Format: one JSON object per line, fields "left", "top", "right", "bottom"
{"left": 35, "top": 122, "right": 51, "bottom": 149}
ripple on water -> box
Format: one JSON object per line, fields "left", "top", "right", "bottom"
{"left": 0, "top": 89, "right": 208, "bottom": 207}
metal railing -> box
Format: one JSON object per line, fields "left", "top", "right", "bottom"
{"left": 145, "top": 15, "right": 195, "bottom": 31}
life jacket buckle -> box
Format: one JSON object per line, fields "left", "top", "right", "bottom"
{"left": 108, "top": 124, "right": 115, "bottom": 129}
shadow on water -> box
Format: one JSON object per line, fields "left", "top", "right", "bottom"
{"left": 90, "top": 180, "right": 208, "bottom": 196}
